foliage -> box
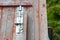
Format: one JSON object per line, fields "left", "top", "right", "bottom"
{"left": 47, "top": 0, "right": 60, "bottom": 40}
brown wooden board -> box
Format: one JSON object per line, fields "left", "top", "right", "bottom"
{"left": 0, "top": 7, "right": 3, "bottom": 40}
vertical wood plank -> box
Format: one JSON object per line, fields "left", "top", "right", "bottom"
{"left": 26, "top": 0, "right": 48, "bottom": 40}
{"left": 5, "top": 7, "right": 15, "bottom": 40}
{"left": 0, "top": 7, "right": 3, "bottom": 40}
{"left": 27, "top": 7, "right": 35, "bottom": 40}
{"left": 40, "top": 0, "right": 48, "bottom": 40}
{"left": 27, "top": 0, "right": 40, "bottom": 40}
{"left": 1, "top": 7, "right": 8, "bottom": 40}
{"left": 1, "top": 7, "right": 15, "bottom": 40}
{"left": 0, "top": 7, "right": 1, "bottom": 34}
{"left": 23, "top": 7, "right": 29, "bottom": 40}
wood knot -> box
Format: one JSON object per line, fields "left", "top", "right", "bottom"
{"left": 6, "top": 39, "right": 8, "bottom": 40}
{"left": 43, "top": 4, "right": 45, "bottom": 7}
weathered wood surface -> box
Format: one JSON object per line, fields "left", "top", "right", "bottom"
{"left": 1, "top": 7, "right": 15, "bottom": 40}
{"left": 27, "top": 0, "right": 48, "bottom": 40}
{"left": 0, "top": 7, "right": 28, "bottom": 40}
{"left": 0, "top": 0, "right": 32, "bottom": 7}
{"left": 27, "top": 0, "right": 40, "bottom": 40}
{"left": 0, "top": 0, "right": 48, "bottom": 40}
{"left": 13, "top": 7, "right": 28, "bottom": 40}
{"left": 23, "top": 8, "right": 28, "bottom": 40}
{"left": 40, "top": 0, "right": 49, "bottom": 40}
{"left": 0, "top": 7, "right": 3, "bottom": 40}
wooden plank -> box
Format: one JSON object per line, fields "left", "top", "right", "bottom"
{"left": 1, "top": 7, "right": 8, "bottom": 40}
{"left": 27, "top": 7, "right": 35, "bottom": 40}
{"left": 23, "top": 8, "right": 28, "bottom": 40}
{"left": 27, "top": 0, "right": 40, "bottom": 40}
{"left": 5, "top": 7, "right": 15, "bottom": 40}
{"left": 0, "top": 7, "right": 3, "bottom": 40}
{"left": 0, "top": 1, "right": 32, "bottom": 7}
{"left": 1, "top": 7, "right": 15, "bottom": 40}
{"left": 0, "top": 7, "right": 2, "bottom": 30}
{"left": 40, "top": 0, "right": 48, "bottom": 40}
{"left": 26, "top": 0, "right": 48, "bottom": 40}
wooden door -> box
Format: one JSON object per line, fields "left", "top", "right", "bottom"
{"left": 0, "top": 6, "right": 28, "bottom": 40}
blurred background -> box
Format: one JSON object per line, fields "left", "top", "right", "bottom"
{"left": 47, "top": 0, "right": 60, "bottom": 40}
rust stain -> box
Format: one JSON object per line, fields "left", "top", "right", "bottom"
{"left": 0, "top": 7, "right": 3, "bottom": 29}
{"left": 13, "top": 7, "right": 16, "bottom": 34}
{"left": 36, "top": 0, "right": 41, "bottom": 40}
{"left": 6, "top": 37, "right": 10, "bottom": 40}
{"left": 6, "top": 28, "right": 13, "bottom": 40}
{"left": 6, "top": 34, "right": 11, "bottom": 40}
{"left": 5, "top": 32, "right": 10, "bottom": 40}
{"left": 0, "top": 8, "right": 1, "bottom": 29}
{"left": 13, "top": 25, "right": 16, "bottom": 33}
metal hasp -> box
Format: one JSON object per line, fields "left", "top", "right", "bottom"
{"left": 0, "top": 1, "right": 32, "bottom": 7}
{"left": 14, "top": 6, "right": 23, "bottom": 34}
